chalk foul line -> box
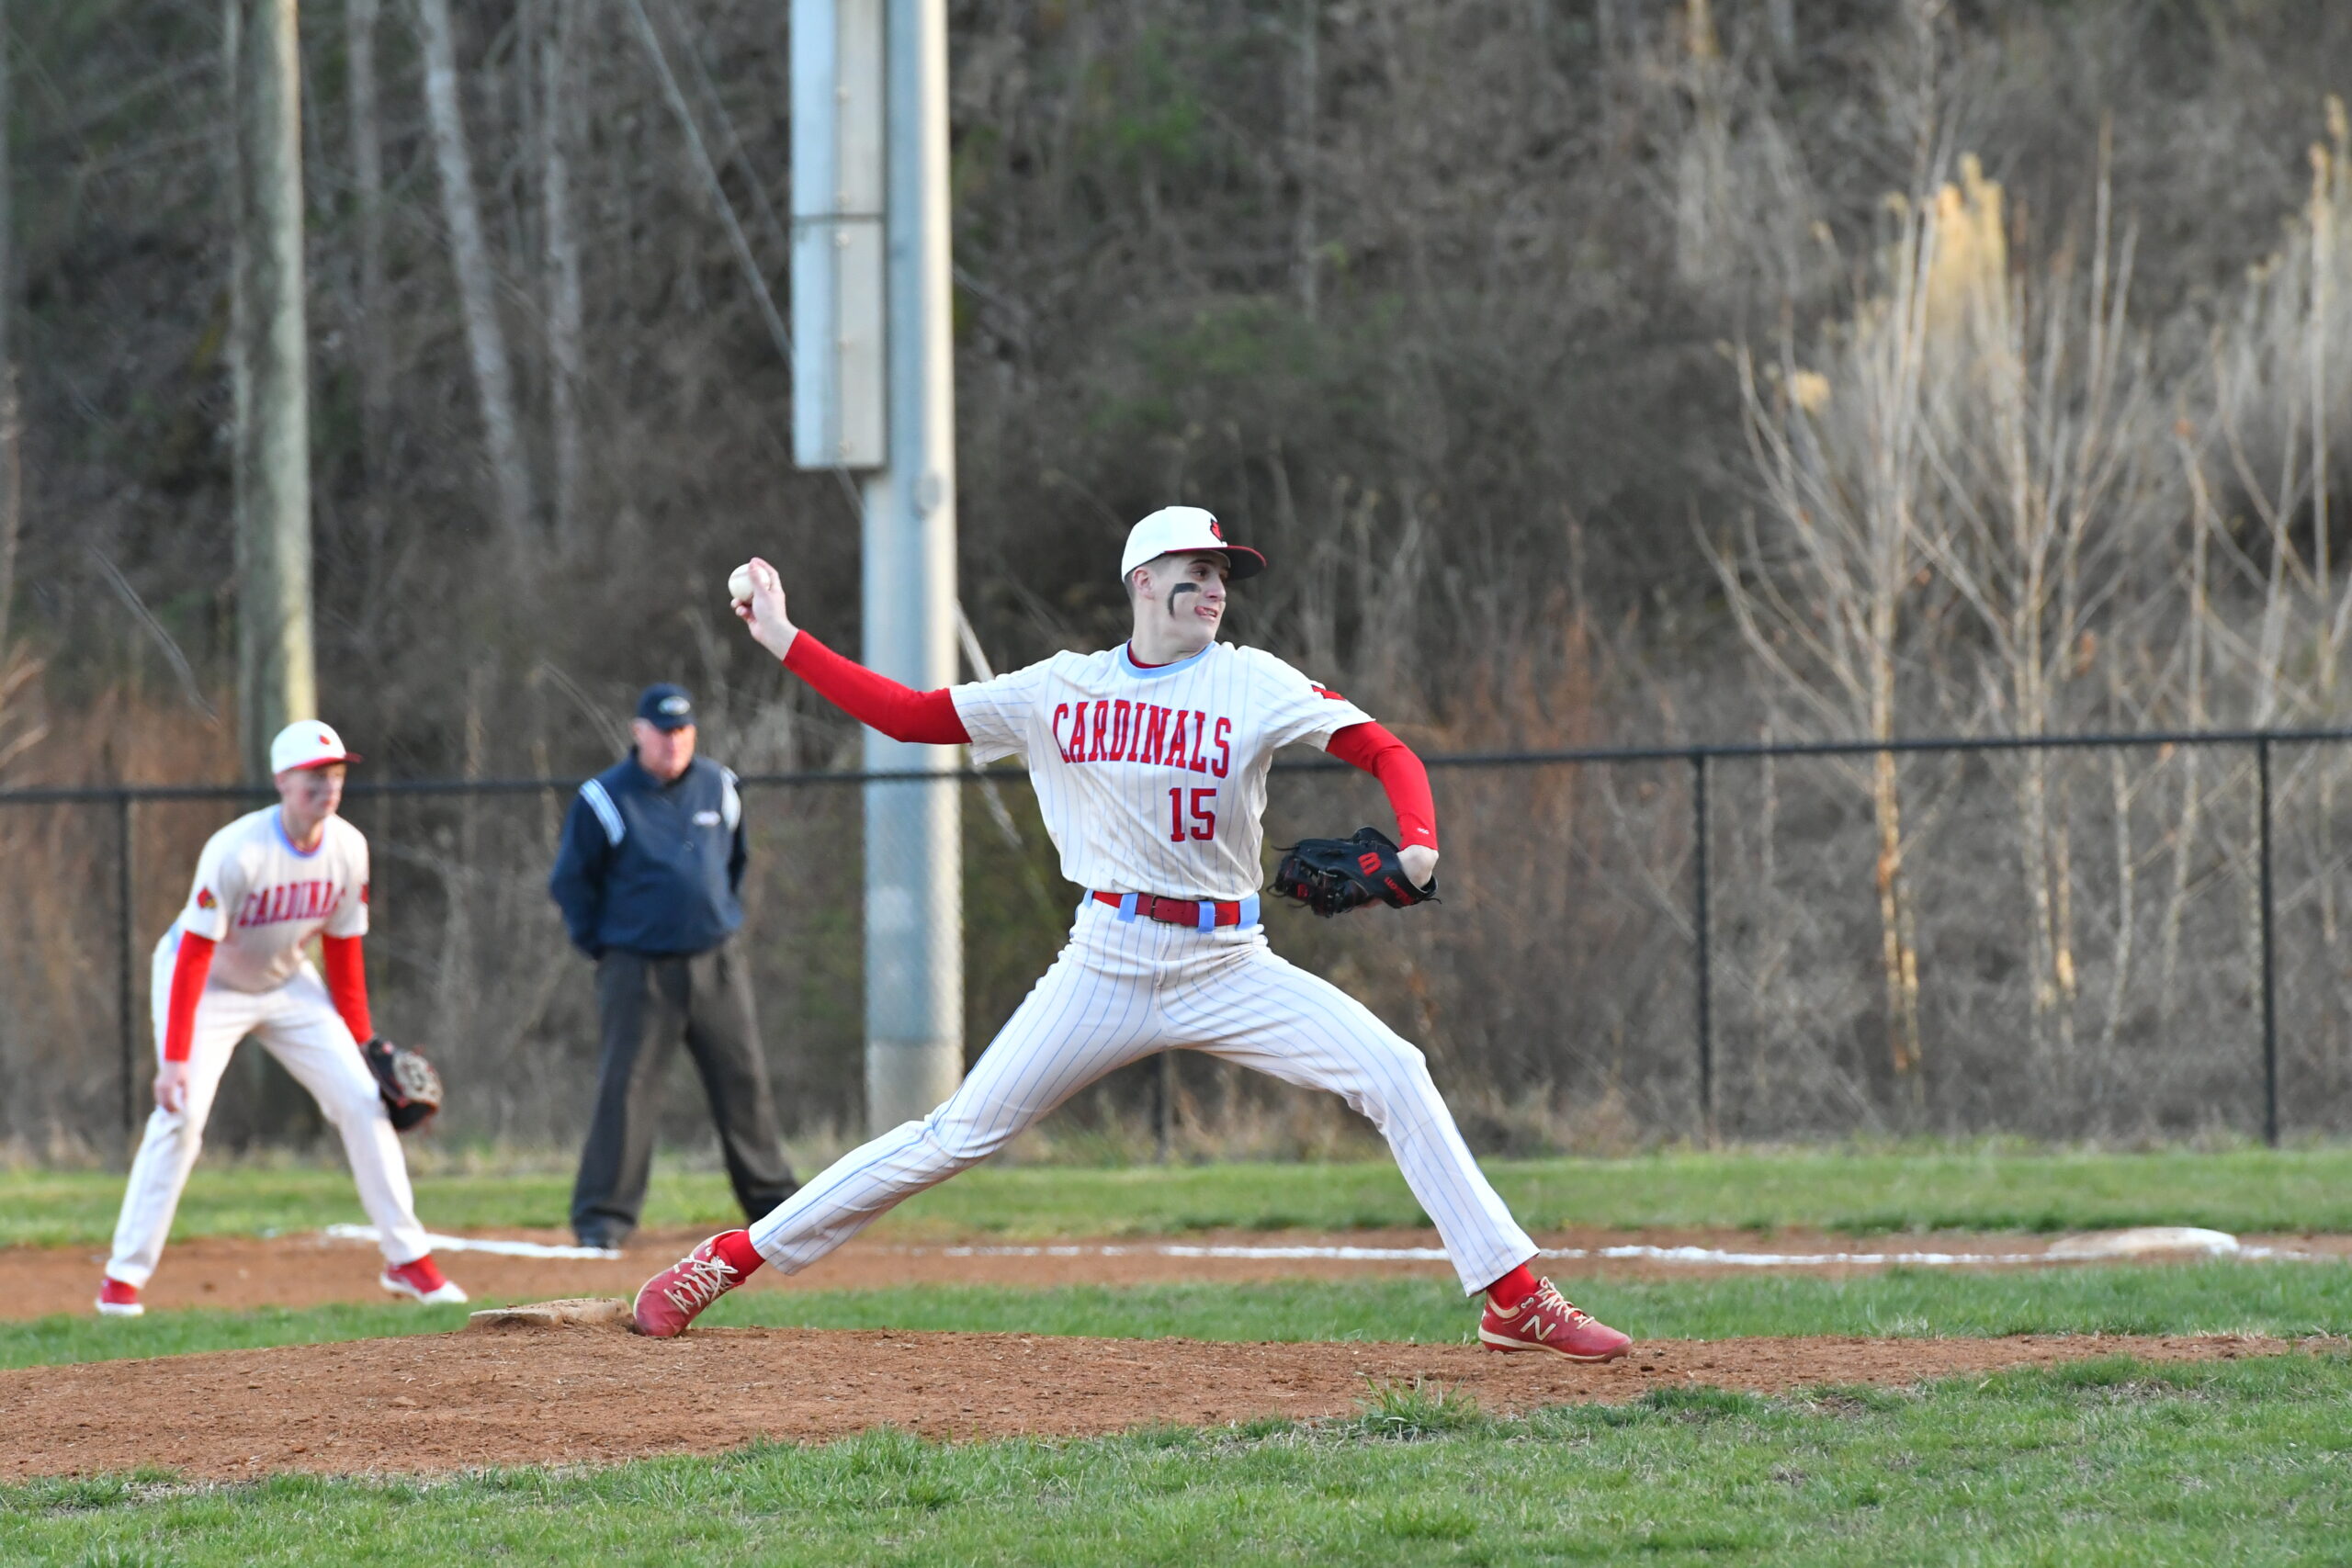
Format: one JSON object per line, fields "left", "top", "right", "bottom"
{"left": 322, "top": 1224, "right": 623, "bottom": 1260}
{"left": 319, "top": 1224, "right": 2322, "bottom": 1269}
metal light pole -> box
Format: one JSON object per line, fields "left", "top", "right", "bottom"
{"left": 794, "top": 0, "right": 964, "bottom": 1134}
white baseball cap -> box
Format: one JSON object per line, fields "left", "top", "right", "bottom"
{"left": 269, "top": 720, "right": 360, "bottom": 774}
{"left": 1119, "top": 505, "right": 1266, "bottom": 583}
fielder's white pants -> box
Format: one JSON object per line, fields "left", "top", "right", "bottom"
{"left": 751, "top": 899, "right": 1537, "bottom": 1295}
{"left": 105, "top": 936, "right": 432, "bottom": 1287}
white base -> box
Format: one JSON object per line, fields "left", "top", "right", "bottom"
{"left": 2045, "top": 1226, "right": 2241, "bottom": 1260}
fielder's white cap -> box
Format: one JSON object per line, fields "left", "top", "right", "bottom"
{"left": 269, "top": 720, "right": 360, "bottom": 774}
{"left": 1119, "top": 505, "right": 1266, "bottom": 583}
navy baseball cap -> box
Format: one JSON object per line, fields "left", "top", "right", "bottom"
{"left": 636, "top": 683, "right": 696, "bottom": 730}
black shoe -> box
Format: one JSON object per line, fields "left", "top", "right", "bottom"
{"left": 575, "top": 1228, "right": 626, "bottom": 1252}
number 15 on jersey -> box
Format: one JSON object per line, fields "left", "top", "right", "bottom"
{"left": 1169, "top": 787, "right": 1217, "bottom": 841}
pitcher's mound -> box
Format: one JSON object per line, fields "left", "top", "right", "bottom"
{"left": 467, "top": 1297, "right": 633, "bottom": 1331}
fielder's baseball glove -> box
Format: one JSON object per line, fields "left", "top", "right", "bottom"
{"left": 362, "top": 1036, "right": 443, "bottom": 1133}
{"left": 1269, "top": 826, "right": 1438, "bottom": 918}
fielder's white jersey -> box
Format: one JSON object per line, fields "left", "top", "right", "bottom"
{"left": 167, "top": 807, "right": 370, "bottom": 992}
{"left": 952, "top": 640, "right": 1372, "bottom": 900}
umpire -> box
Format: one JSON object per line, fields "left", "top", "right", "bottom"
{"left": 549, "top": 682, "right": 797, "bottom": 1250}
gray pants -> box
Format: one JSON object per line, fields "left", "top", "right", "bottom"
{"left": 571, "top": 942, "right": 797, "bottom": 1245}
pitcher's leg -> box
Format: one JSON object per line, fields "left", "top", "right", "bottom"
{"left": 105, "top": 968, "right": 252, "bottom": 1288}
{"left": 259, "top": 973, "right": 432, "bottom": 1267}
{"left": 748, "top": 938, "right": 1162, "bottom": 1272}
{"left": 1187, "top": 950, "right": 1535, "bottom": 1295}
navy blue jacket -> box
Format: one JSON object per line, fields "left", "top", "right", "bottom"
{"left": 548, "top": 752, "right": 747, "bottom": 957}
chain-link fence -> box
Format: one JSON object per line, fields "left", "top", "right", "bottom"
{"left": 5, "top": 728, "right": 2350, "bottom": 1164}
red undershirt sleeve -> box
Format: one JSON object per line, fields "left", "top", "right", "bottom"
{"left": 780, "top": 631, "right": 971, "bottom": 745}
{"left": 162, "top": 933, "right": 217, "bottom": 1065}
{"left": 321, "top": 933, "right": 375, "bottom": 1043}
{"left": 1327, "top": 721, "right": 1440, "bottom": 852}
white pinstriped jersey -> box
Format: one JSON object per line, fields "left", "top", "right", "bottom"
{"left": 952, "top": 641, "right": 1371, "bottom": 900}
{"left": 167, "top": 807, "right": 370, "bottom": 992}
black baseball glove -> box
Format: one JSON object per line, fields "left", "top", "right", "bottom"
{"left": 1269, "top": 826, "right": 1439, "bottom": 917}
{"left": 362, "top": 1036, "right": 444, "bottom": 1133}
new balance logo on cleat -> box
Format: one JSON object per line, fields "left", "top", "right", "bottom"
{"left": 1478, "top": 1280, "right": 1633, "bottom": 1361}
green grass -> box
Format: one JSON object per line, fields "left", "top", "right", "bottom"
{"left": 10, "top": 1145, "right": 2352, "bottom": 1248}
{"left": 5, "top": 1355, "right": 2349, "bottom": 1564}
{"left": 11, "top": 1262, "right": 2346, "bottom": 1372}
{"left": 0, "top": 1302, "right": 478, "bottom": 1371}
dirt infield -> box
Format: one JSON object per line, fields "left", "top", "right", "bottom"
{"left": 0, "top": 1321, "right": 2315, "bottom": 1481}
{"left": 13, "top": 1224, "right": 2344, "bottom": 1321}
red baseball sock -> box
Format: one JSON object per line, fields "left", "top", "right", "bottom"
{"left": 711, "top": 1229, "right": 765, "bottom": 1278}
{"left": 1485, "top": 1264, "right": 1540, "bottom": 1309}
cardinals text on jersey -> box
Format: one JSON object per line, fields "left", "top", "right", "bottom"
{"left": 952, "top": 641, "right": 1371, "bottom": 901}
{"left": 171, "top": 807, "right": 370, "bottom": 992}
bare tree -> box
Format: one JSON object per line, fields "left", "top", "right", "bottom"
{"left": 346, "top": 0, "right": 390, "bottom": 470}
{"left": 413, "top": 0, "right": 537, "bottom": 540}
{"left": 1905, "top": 148, "right": 2171, "bottom": 1066}
{"left": 0, "top": 0, "right": 31, "bottom": 782}
{"left": 1288, "top": 0, "right": 1320, "bottom": 321}
{"left": 1720, "top": 187, "right": 1944, "bottom": 1089}
{"left": 541, "top": 0, "right": 586, "bottom": 542}
{"left": 226, "top": 0, "right": 317, "bottom": 781}
{"left": 0, "top": 0, "right": 19, "bottom": 655}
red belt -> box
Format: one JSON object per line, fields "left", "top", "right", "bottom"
{"left": 1091, "top": 890, "right": 1255, "bottom": 928}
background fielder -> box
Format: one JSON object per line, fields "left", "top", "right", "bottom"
{"left": 633, "top": 507, "right": 1633, "bottom": 1359}
{"left": 96, "top": 722, "right": 464, "bottom": 1316}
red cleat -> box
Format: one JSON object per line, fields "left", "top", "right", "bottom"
{"left": 95, "top": 1276, "right": 143, "bottom": 1318}
{"left": 1478, "top": 1280, "right": 1632, "bottom": 1361}
{"left": 380, "top": 1255, "right": 468, "bottom": 1304}
{"left": 632, "top": 1235, "right": 748, "bottom": 1337}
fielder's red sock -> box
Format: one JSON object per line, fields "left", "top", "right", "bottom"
{"left": 1485, "top": 1264, "right": 1541, "bottom": 1310}
{"left": 710, "top": 1229, "right": 765, "bottom": 1278}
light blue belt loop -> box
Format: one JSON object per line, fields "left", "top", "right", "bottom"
{"left": 1238, "top": 893, "right": 1261, "bottom": 929}
{"left": 1117, "top": 892, "right": 1141, "bottom": 923}
{"left": 1196, "top": 900, "right": 1216, "bottom": 932}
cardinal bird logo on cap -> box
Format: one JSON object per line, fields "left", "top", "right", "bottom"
{"left": 1208, "top": 520, "right": 1226, "bottom": 541}
{"left": 197, "top": 888, "right": 217, "bottom": 910}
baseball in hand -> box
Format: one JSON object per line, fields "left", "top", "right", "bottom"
{"left": 729, "top": 564, "right": 755, "bottom": 604}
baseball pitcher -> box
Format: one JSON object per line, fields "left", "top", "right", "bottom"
{"left": 95, "top": 722, "right": 464, "bottom": 1316}
{"left": 632, "top": 508, "right": 1629, "bottom": 1359}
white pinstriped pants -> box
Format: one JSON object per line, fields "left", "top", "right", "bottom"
{"left": 749, "top": 899, "right": 1536, "bottom": 1294}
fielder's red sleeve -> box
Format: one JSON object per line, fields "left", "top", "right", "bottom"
{"left": 321, "top": 933, "right": 375, "bottom": 1043}
{"left": 781, "top": 632, "right": 971, "bottom": 745}
{"left": 1327, "top": 721, "right": 1439, "bottom": 852}
{"left": 161, "top": 933, "right": 217, "bottom": 1065}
